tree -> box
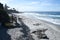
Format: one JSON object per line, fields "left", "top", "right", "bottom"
{"left": 0, "top": 3, "right": 10, "bottom": 27}
{"left": 4, "top": 4, "right": 10, "bottom": 12}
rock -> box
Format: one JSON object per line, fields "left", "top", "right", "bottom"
{"left": 31, "top": 29, "right": 49, "bottom": 40}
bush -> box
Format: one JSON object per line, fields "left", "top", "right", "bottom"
{"left": 0, "top": 9, "right": 10, "bottom": 23}
{"left": 0, "top": 9, "right": 10, "bottom": 27}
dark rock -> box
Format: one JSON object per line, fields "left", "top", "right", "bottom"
{"left": 31, "top": 29, "right": 49, "bottom": 39}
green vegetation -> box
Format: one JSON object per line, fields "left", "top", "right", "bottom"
{"left": 0, "top": 3, "right": 10, "bottom": 27}
{"left": 0, "top": 3, "right": 21, "bottom": 28}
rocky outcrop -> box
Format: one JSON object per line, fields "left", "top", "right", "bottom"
{"left": 31, "top": 29, "right": 49, "bottom": 40}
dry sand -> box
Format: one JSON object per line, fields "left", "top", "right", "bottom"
{"left": 18, "top": 14, "right": 60, "bottom": 40}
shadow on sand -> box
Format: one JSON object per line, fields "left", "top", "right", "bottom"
{"left": 17, "top": 18, "right": 34, "bottom": 40}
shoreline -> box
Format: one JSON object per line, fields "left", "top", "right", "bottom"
{"left": 19, "top": 14, "right": 60, "bottom": 31}
{"left": 37, "top": 19, "right": 60, "bottom": 31}
{"left": 38, "top": 19, "right": 60, "bottom": 26}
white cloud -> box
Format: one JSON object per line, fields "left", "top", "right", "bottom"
{"left": 40, "top": 2, "right": 52, "bottom": 6}
{"left": 31, "top": 2, "right": 40, "bottom": 4}
{"left": 0, "top": 0, "right": 13, "bottom": 4}
{"left": 13, "top": 5, "right": 38, "bottom": 11}
{"left": 0, "top": 0, "right": 59, "bottom": 11}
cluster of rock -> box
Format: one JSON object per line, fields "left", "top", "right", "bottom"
{"left": 16, "top": 28, "right": 49, "bottom": 40}
{"left": 30, "top": 29, "right": 49, "bottom": 40}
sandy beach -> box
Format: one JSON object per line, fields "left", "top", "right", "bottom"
{"left": 16, "top": 13, "right": 60, "bottom": 40}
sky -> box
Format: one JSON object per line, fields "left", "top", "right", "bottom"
{"left": 0, "top": 0, "right": 60, "bottom": 11}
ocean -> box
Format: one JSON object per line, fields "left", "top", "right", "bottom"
{"left": 21, "top": 12, "right": 60, "bottom": 25}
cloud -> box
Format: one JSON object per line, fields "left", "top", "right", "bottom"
{"left": 0, "top": 0, "right": 13, "bottom": 4}
{"left": 40, "top": 2, "right": 52, "bottom": 6}
{"left": 31, "top": 2, "right": 40, "bottom": 4}
{"left": 13, "top": 5, "right": 39, "bottom": 11}
{"left": 8, "top": 0, "right": 59, "bottom": 11}
{"left": 0, "top": 0, "right": 59, "bottom": 11}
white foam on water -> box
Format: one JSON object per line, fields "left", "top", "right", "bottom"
{"left": 21, "top": 13, "right": 60, "bottom": 25}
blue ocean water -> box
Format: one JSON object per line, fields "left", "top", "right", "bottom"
{"left": 36, "top": 12, "right": 60, "bottom": 25}
{"left": 20, "top": 12, "right": 60, "bottom": 25}
{"left": 37, "top": 12, "right": 60, "bottom": 19}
